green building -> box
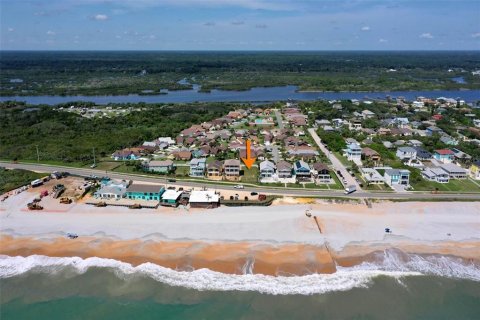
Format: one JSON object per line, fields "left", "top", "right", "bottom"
{"left": 125, "top": 184, "right": 165, "bottom": 201}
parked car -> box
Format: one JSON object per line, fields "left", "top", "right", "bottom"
{"left": 250, "top": 192, "right": 258, "bottom": 196}
{"left": 167, "top": 179, "right": 176, "bottom": 183}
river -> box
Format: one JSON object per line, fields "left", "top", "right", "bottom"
{"left": 0, "top": 85, "right": 479, "bottom": 105}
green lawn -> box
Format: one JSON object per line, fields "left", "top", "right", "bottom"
{"left": 411, "top": 178, "right": 480, "bottom": 192}
{"left": 241, "top": 166, "right": 259, "bottom": 184}
{"left": 332, "top": 152, "right": 351, "bottom": 168}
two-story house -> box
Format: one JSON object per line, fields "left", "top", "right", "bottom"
{"left": 189, "top": 158, "right": 207, "bottom": 177}
{"left": 277, "top": 160, "right": 292, "bottom": 178}
{"left": 433, "top": 149, "right": 455, "bottom": 164}
{"left": 294, "top": 160, "right": 311, "bottom": 181}
{"left": 206, "top": 160, "right": 223, "bottom": 180}
{"left": 224, "top": 159, "right": 241, "bottom": 181}
{"left": 396, "top": 147, "right": 417, "bottom": 161}
{"left": 259, "top": 160, "right": 276, "bottom": 179}
{"left": 384, "top": 169, "right": 410, "bottom": 186}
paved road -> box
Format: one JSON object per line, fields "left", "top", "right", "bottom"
{"left": 3, "top": 162, "right": 480, "bottom": 200}
{"left": 273, "top": 109, "right": 284, "bottom": 129}
{"left": 308, "top": 128, "right": 361, "bottom": 190}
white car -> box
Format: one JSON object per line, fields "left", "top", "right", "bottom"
{"left": 234, "top": 185, "right": 244, "bottom": 189}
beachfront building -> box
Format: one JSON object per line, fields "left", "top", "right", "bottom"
{"left": 277, "top": 160, "right": 292, "bottom": 178}
{"left": 160, "top": 189, "right": 183, "bottom": 207}
{"left": 259, "top": 160, "right": 276, "bottom": 178}
{"left": 189, "top": 190, "right": 220, "bottom": 209}
{"left": 384, "top": 169, "right": 410, "bottom": 186}
{"left": 469, "top": 160, "right": 480, "bottom": 180}
{"left": 439, "top": 163, "right": 468, "bottom": 179}
{"left": 94, "top": 179, "right": 129, "bottom": 200}
{"left": 311, "top": 163, "right": 332, "bottom": 184}
{"left": 189, "top": 158, "right": 207, "bottom": 177}
{"left": 360, "top": 168, "right": 385, "bottom": 185}
{"left": 144, "top": 160, "right": 175, "bottom": 174}
{"left": 125, "top": 184, "right": 165, "bottom": 201}
{"left": 421, "top": 167, "right": 450, "bottom": 183}
{"left": 433, "top": 149, "right": 455, "bottom": 164}
{"left": 224, "top": 159, "right": 241, "bottom": 181}
{"left": 293, "top": 160, "right": 311, "bottom": 181}
{"left": 207, "top": 160, "right": 223, "bottom": 180}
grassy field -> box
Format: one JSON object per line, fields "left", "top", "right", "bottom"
{"left": 241, "top": 166, "right": 259, "bottom": 184}
{"left": 411, "top": 178, "right": 480, "bottom": 192}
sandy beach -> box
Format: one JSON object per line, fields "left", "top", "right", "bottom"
{"left": 1, "top": 189, "right": 479, "bottom": 276}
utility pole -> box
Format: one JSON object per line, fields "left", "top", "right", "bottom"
{"left": 93, "top": 147, "right": 96, "bottom": 166}
{"left": 35, "top": 145, "right": 40, "bottom": 162}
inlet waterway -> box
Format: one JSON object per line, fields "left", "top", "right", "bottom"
{"left": 1, "top": 85, "right": 479, "bottom": 105}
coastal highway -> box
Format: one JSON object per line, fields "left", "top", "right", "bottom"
{"left": 3, "top": 162, "right": 480, "bottom": 201}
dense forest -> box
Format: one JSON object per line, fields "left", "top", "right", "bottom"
{"left": 1, "top": 51, "right": 479, "bottom": 96}
{"left": 0, "top": 101, "right": 237, "bottom": 163}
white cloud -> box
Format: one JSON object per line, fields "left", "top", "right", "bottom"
{"left": 93, "top": 14, "right": 108, "bottom": 21}
{"left": 471, "top": 32, "right": 480, "bottom": 38}
{"left": 361, "top": 26, "right": 370, "bottom": 31}
{"left": 46, "top": 30, "right": 56, "bottom": 36}
{"left": 419, "top": 32, "right": 433, "bottom": 39}
{"left": 379, "top": 38, "right": 388, "bottom": 43}
{"left": 7, "top": 27, "right": 14, "bottom": 32}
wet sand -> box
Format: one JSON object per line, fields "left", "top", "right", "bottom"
{"left": 2, "top": 235, "right": 478, "bottom": 276}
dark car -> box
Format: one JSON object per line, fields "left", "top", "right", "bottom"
{"left": 250, "top": 192, "right": 258, "bottom": 196}
{"left": 167, "top": 179, "right": 176, "bottom": 183}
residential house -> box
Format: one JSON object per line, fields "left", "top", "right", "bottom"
{"left": 94, "top": 180, "right": 129, "bottom": 199}
{"left": 440, "top": 135, "right": 458, "bottom": 146}
{"left": 361, "top": 168, "right": 385, "bottom": 185}
{"left": 259, "top": 160, "right": 276, "bottom": 178}
{"left": 433, "top": 149, "right": 455, "bottom": 164}
{"left": 344, "top": 142, "right": 362, "bottom": 161}
{"left": 361, "top": 109, "right": 375, "bottom": 119}
{"left": 172, "top": 150, "right": 192, "bottom": 161}
{"left": 224, "top": 159, "right": 241, "bottom": 181}
{"left": 362, "top": 147, "right": 381, "bottom": 164}
{"left": 426, "top": 126, "right": 444, "bottom": 136}
{"left": 469, "top": 160, "right": 480, "bottom": 180}
{"left": 160, "top": 189, "right": 183, "bottom": 207}
{"left": 422, "top": 167, "right": 449, "bottom": 183}
{"left": 126, "top": 184, "right": 165, "bottom": 201}
{"left": 414, "top": 147, "right": 432, "bottom": 161}
{"left": 311, "top": 163, "right": 331, "bottom": 183}
{"left": 439, "top": 163, "right": 467, "bottom": 179}
{"left": 206, "top": 160, "right": 223, "bottom": 180}
{"left": 384, "top": 169, "right": 410, "bottom": 186}
{"left": 287, "top": 146, "right": 319, "bottom": 159}
{"left": 293, "top": 160, "right": 311, "bottom": 181}
{"left": 189, "top": 158, "right": 207, "bottom": 177}
{"left": 408, "top": 140, "right": 423, "bottom": 147}
{"left": 112, "top": 148, "right": 141, "bottom": 161}
{"left": 396, "top": 147, "right": 417, "bottom": 161}
{"left": 144, "top": 160, "right": 175, "bottom": 174}
{"left": 451, "top": 148, "right": 472, "bottom": 164}
{"left": 277, "top": 160, "right": 292, "bottom": 178}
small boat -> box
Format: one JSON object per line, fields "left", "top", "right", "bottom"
{"left": 66, "top": 233, "right": 78, "bottom": 239}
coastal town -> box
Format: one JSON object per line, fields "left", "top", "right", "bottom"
{"left": 2, "top": 95, "right": 480, "bottom": 212}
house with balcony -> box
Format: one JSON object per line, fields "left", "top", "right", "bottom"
{"left": 396, "top": 146, "right": 417, "bottom": 161}
{"left": 293, "top": 160, "right": 311, "bottom": 181}
{"left": 344, "top": 142, "right": 362, "bottom": 161}
{"left": 206, "top": 160, "right": 223, "bottom": 180}
{"left": 125, "top": 183, "right": 165, "bottom": 201}
{"left": 361, "top": 168, "right": 385, "bottom": 185}
{"left": 277, "top": 160, "right": 292, "bottom": 178}
{"left": 433, "top": 149, "right": 455, "bottom": 164}
{"left": 469, "top": 160, "right": 480, "bottom": 180}
{"left": 189, "top": 158, "right": 207, "bottom": 177}
{"left": 384, "top": 169, "right": 410, "bottom": 186}
{"left": 311, "top": 163, "right": 331, "bottom": 183}
{"left": 439, "top": 163, "right": 467, "bottom": 179}
{"left": 224, "top": 159, "right": 241, "bottom": 181}
{"left": 259, "top": 160, "right": 276, "bottom": 178}
{"left": 421, "top": 167, "right": 449, "bottom": 183}
{"left": 144, "top": 160, "right": 175, "bottom": 174}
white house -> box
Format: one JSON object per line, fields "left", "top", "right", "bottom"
{"left": 259, "top": 160, "right": 276, "bottom": 178}
{"left": 396, "top": 147, "right": 417, "bottom": 161}
{"left": 421, "top": 167, "right": 449, "bottom": 183}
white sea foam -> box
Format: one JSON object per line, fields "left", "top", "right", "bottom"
{"left": 0, "top": 252, "right": 478, "bottom": 295}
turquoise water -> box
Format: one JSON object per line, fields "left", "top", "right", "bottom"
{"left": 2, "top": 269, "right": 480, "bottom": 320}
{"left": 1, "top": 254, "right": 480, "bottom": 319}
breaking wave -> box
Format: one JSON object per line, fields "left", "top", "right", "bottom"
{"left": 0, "top": 251, "right": 478, "bottom": 295}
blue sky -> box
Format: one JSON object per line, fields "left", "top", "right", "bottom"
{"left": 1, "top": 0, "right": 479, "bottom": 50}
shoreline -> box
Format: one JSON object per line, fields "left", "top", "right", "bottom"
{"left": 1, "top": 234, "right": 478, "bottom": 276}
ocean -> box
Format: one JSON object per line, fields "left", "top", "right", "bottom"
{"left": 1, "top": 254, "right": 479, "bottom": 320}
